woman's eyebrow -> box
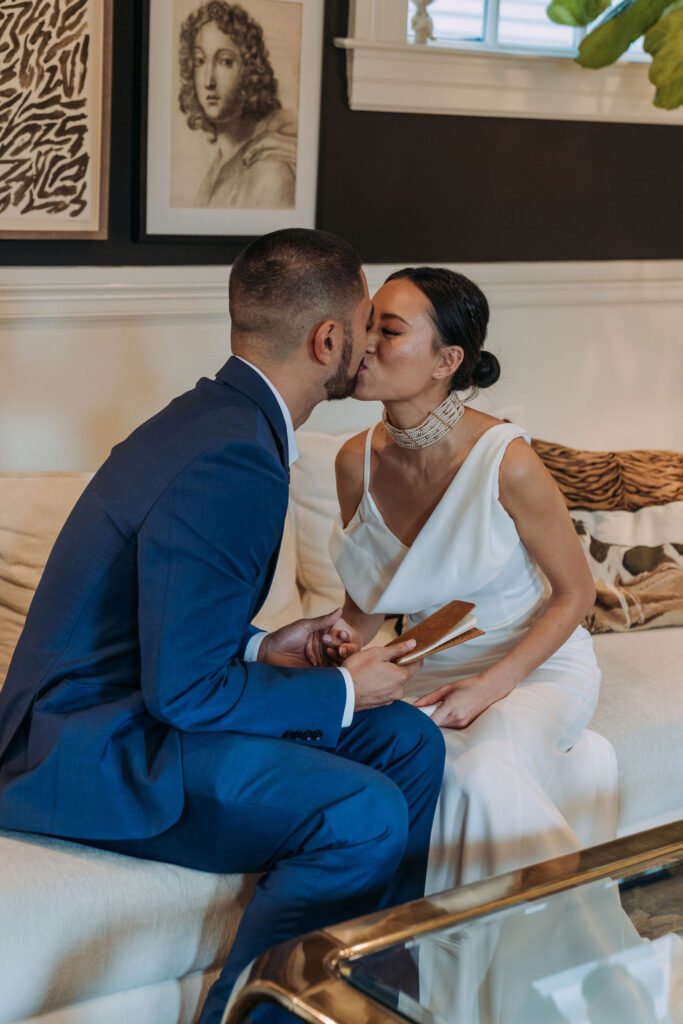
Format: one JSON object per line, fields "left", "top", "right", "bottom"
{"left": 381, "top": 312, "right": 410, "bottom": 325}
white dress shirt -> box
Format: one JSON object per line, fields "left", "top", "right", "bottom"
{"left": 233, "top": 356, "right": 355, "bottom": 727}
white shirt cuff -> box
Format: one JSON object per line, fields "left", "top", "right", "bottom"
{"left": 338, "top": 666, "right": 355, "bottom": 727}
{"left": 244, "top": 631, "right": 268, "bottom": 662}
{"left": 245, "top": 631, "right": 355, "bottom": 727}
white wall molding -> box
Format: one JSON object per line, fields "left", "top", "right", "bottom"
{"left": 0, "top": 261, "right": 681, "bottom": 325}
{"left": 335, "top": 38, "right": 683, "bottom": 126}
{"left": 0, "top": 261, "right": 680, "bottom": 467}
{"left": 0, "top": 267, "right": 230, "bottom": 324}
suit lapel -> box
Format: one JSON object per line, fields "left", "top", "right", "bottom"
{"left": 216, "top": 356, "right": 290, "bottom": 470}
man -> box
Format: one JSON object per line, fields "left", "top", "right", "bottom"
{"left": 0, "top": 229, "right": 445, "bottom": 1024}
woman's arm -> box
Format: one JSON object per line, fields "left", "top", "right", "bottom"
{"left": 417, "top": 439, "right": 595, "bottom": 727}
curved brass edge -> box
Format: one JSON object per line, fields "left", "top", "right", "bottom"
{"left": 324, "top": 819, "right": 683, "bottom": 957}
{"left": 223, "top": 973, "right": 403, "bottom": 1024}
{"left": 222, "top": 820, "right": 683, "bottom": 1023}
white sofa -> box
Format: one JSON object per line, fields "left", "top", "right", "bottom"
{"left": 0, "top": 431, "right": 681, "bottom": 1024}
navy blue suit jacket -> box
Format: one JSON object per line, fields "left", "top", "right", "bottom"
{"left": 0, "top": 359, "right": 346, "bottom": 840}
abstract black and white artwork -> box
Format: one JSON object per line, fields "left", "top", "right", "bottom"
{"left": 0, "top": 0, "right": 112, "bottom": 239}
{"left": 143, "top": 0, "right": 323, "bottom": 238}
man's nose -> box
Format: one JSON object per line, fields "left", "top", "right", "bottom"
{"left": 204, "top": 62, "right": 216, "bottom": 87}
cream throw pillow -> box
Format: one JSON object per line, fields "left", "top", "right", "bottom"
{"left": 290, "top": 431, "right": 354, "bottom": 617}
{"left": 0, "top": 473, "right": 92, "bottom": 689}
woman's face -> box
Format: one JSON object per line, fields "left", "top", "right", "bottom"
{"left": 354, "top": 278, "right": 461, "bottom": 402}
{"left": 192, "top": 21, "right": 243, "bottom": 125}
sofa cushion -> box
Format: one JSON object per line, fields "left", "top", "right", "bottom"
{"left": 590, "top": 628, "right": 683, "bottom": 833}
{"left": 290, "top": 431, "right": 353, "bottom": 616}
{"left": 252, "top": 510, "right": 303, "bottom": 631}
{"left": 572, "top": 503, "right": 683, "bottom": 633}
{"left": 0, "top": 829, "right": 255, "bottom": 1023}
{"left": 0, "top": 473, "right": 93, "bottom": 689}
{"left": 531, "top": 440, "right": 683, "bottom": 510}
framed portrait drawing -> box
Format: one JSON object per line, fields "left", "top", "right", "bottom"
{"left": 143, "top": 0, "right": 324, "bottom": 239}
{"left": 0, "top": 0, "right": 112, "bottom": 240}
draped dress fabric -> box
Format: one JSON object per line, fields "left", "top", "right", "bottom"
{"left": 330, "top": 422, "right": 619, "bottom": 897}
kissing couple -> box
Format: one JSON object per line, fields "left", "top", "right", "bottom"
{"left": 0, "top": 229, "right": 607, "bottom": 1024}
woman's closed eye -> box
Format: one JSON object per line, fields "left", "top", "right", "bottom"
{"left": 382, "top": 328, "right": 401, "bottom": 337}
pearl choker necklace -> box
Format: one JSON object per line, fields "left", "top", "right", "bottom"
{"left": 382, "top": 391, "right": 465, "bottom": 449}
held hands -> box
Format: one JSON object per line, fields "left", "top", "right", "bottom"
{"left": 259, "top": 608, "right": 349, "bottom": 669}
{"left": 414, "top": 674, "right": 505, "bottom": 728}
{"left": 259, "top": 607, "right": 421, "bottom": 712}
{"left": 305, "top": 618, "right": 363, "bottom": 667}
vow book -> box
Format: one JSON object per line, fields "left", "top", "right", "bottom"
{"left": 386, "top": 601, "right": 485, "bottom": 666}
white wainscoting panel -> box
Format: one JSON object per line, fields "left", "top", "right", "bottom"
{"left": 0, "top": 261, "right": 680, "bottom": 470}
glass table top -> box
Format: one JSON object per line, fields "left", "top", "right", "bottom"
{"left": 339, "top": 849, "right": 683, "bottom": 1024}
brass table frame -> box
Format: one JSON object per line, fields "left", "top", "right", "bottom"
{"left": 221, "top": 819, "right": 683, "bottom": 1024}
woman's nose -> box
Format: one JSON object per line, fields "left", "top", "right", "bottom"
{"left": 204, "top": 62, "right": 215, "bottom": 87}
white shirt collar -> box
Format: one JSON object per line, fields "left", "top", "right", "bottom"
{"left": 233, "top": 356, "right": 298, "bottom": 467}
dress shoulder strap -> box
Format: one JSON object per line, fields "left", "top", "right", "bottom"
{"left": 363, "top": 426, "right": 375, "bottom": 491}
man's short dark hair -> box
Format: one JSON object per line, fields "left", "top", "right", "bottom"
{"left": 229, "top": 229, "right": 364, "bottom": 360}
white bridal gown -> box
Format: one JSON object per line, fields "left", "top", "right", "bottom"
{"left": 330, "top": 422, "right": 619, "bottom": 898}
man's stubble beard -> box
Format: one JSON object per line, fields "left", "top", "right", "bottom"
{"left": 324, "top": 323, "right": 359, "bottom": 401}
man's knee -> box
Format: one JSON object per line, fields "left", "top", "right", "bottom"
{"left": 375, "top": 701, "right": 446, "bottom": 777}
{"left": 329, "top": 771, "right": 409, "bottom": 867}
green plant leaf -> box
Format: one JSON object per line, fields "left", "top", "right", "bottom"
{"left": 547, "top": 0, "right": 611, "bottom": 27}
{"left": 644, "top": 1, "right": 683, "bottom": 107}
{"left": 577, "top": 0, "right": 671, "bottom": 65}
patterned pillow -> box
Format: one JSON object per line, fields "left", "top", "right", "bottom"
{"left": 532, "top": 439, "right": 683, "bottom": 510}
{"left": 572, "top": 504, "right": 683, "bottom": 633}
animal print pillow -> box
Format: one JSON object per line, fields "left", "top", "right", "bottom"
{"left": 532, "top": 440, "right": 683, "bottom": 511}
{"left": 572, "top": 504, "right": 683, "bottom": 633}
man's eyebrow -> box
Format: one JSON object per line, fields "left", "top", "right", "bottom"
{"left": 381, "top": 312, "right": 409, "bottom": 325}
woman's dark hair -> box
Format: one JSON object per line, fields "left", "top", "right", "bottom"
{"left": 179, "top": 2, "right": 281, "bottom": 139}
{"left": 385, "top": 267, "right": 500, "bottom": 391}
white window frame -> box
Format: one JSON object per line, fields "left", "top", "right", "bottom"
{"left": 336, "top": 0, "right": 683, "bottom": 125}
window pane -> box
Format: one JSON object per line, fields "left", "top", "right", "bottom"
{"left": 621, "top": 35, "right": 650, "bottom": 62}
{"left": 498, "top": 0, "right": 575, "bottom": 49}
{"left": 407, "top": 0, "right": 486, "bottom": 44}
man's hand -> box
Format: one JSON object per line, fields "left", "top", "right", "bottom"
{"left": 259, "top": 608, "right": 345, "bottom": 669}
{"left": 305, "top": 618, "right": 362, "bottom": 667}
{"left": 344, "top": 640, "right": 422, "bottom": 711}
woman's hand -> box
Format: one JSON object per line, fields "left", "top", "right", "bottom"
{"left": 305, "top": 618, "right": 362, "bottom": 667}
{"left": 414, "top": 674, "right": 508, "bottom": 728}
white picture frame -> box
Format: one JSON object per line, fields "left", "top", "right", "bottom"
{"left": 143, "top": 0, "right": 323, "bottom": 238}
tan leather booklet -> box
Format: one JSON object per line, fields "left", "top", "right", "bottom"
{"left": 386, "top": 600, "right": 485, "bottom": 666}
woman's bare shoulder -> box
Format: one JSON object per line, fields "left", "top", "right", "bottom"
{"left": 335, "top": 431, "right": 369, "bottom": 485}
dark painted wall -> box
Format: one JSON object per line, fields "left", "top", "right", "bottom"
{"left": 0, "top": 0, "right": 680, "bottom": 266}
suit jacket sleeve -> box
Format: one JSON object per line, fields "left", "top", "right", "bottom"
{"left": 136, "top": 439, "right": 346, "bottom": 745}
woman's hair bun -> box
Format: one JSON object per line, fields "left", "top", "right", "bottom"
{"left": 471, "top": 351, "right": 500, "bottom": 389}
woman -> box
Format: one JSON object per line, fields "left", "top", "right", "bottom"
{"left": 179, "top": 2, "right": 296, "bottom": 209}
{"left": 310, "top": 267, "right": 618, "bottom": 896}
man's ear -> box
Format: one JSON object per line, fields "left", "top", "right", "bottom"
{"left": 309, "top": 320, "right": 338, "bottom": 366}
{"left": 434, "top": 345, "right": 464, "bottom": 380}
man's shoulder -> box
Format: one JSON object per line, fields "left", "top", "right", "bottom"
{"left": 91, "top": 375, "right": 287, "bottom": 528}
